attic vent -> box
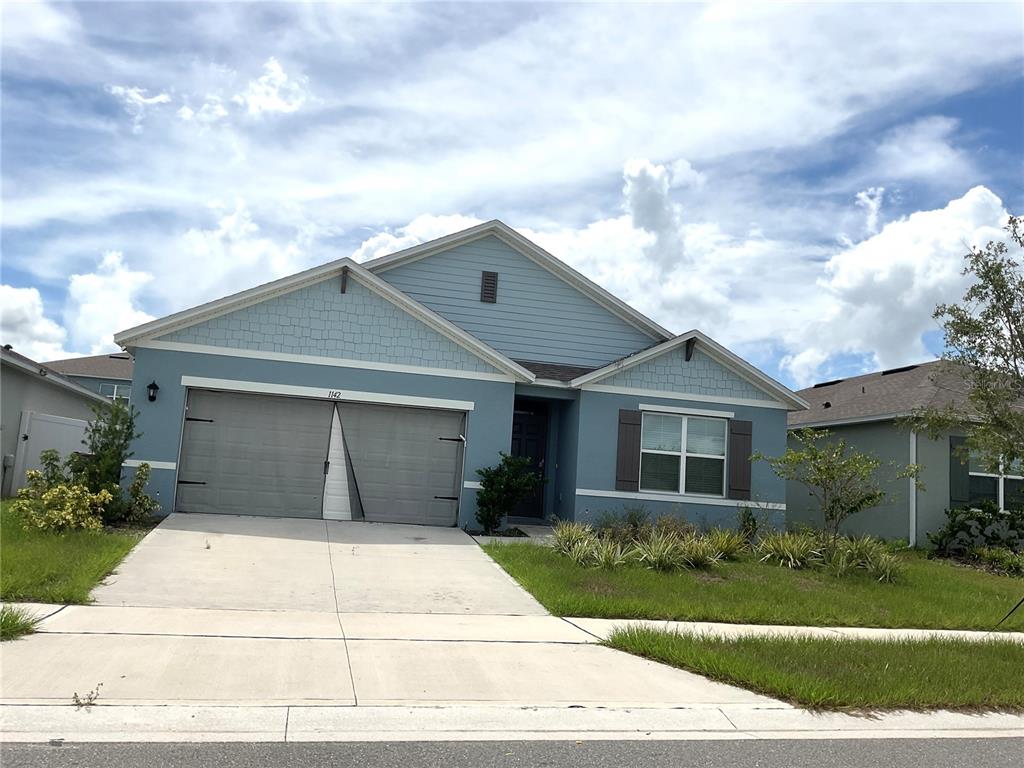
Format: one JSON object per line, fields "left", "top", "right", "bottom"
{"left": 812, "top": 379, "right": 844, "bottom": 388}
{"left": 480, "top": 271, "right": 498, "bottom": 303}
{"left": 881, "top": 364, "right": 918, "bottom": 376}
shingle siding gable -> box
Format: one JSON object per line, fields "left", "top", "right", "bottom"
{"left": 155, "top": 277, "right": 501, "bottom": 374}
{"left": 375, "top": 235, "right": 658, "bottom": 368}
{"left": 600, "top": 348, "right": 776, "bottom": 402}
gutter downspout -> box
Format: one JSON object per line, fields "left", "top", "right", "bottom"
{"left": 908, "top": 430, "right": 918, "bottom": 547}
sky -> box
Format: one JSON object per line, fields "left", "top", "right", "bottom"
{"left": 1, "top": 1, "right": 1022, "bottom": 390}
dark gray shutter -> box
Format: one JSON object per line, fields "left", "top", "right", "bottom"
{"left": 949, "top": 435, "right": 970, "bottom": 509}
{"left": 727, "top": 420, "right": 753, "bottom": 500}
{"left": 480, "top": 271, "right": 498, "bottom": 303}
{"left": 615, "top": 410, "right": 642, "bottom": 491}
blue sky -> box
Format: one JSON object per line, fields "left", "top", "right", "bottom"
{"left": 1, "top": 2, "right": 1021, "bottom": 388}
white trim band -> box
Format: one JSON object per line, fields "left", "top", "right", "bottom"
{"left": 639, "top": 403, "right": 735, "bottom": 418}
{"left": 139, "top": 340, "right": 514, "bottom": 383}
{"left": 584, "top": 384, "right": 789, "bottom": 410}
{"left": 123, "top": 460, "right": 177, "bottom": 471}
{"left": 463, "top": 481, "right": 482, "bottom": 489}
{"left": 576, "top": 488, "right": 786, "bottom": 511}
{"left": 180, "top": 376, "right": 476, "bottom": 412}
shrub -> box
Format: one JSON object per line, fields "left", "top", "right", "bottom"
{"left": 969, "top": 546, "right": 1024, "bottom": 576}
{"left": 123, "top": 463, "right": 161, "bottom": 524}
{"left": 633, "top": 529, "right": 682, "bottom": 571}
{"left": 566, "top": 539, "right": 596, "bottom": 567}
{"left": 552, "top": 521, "right": 596, "bottom": 557}
{"left": 73, "top": 400, "right": 141, "bottom": 494}
{"left": 13, "top": 471, "right": 110, "bottom": 533}
{"left": 676, "top": 534, "right": 723, "bottom": 569}
{"left": 705, "top": 528, "right": 747, "bottom": 560}
{"left": 475, "top": 453, "right": 543, "bottom": 534}
{"left": 756, "top": 532, "right": 822, "bottom": 569}
{"left": 928, "top": 500, "right": 1024, "bottom": 556}
{"left": 652, "top": 516, "right": 694, "bottom": 539}
{"left": 824, "top": 536, "right": 904, "bottom": 583}
{"left": 596, "top": 505, "right": 651, "bottom": 545}
{"left": 737, "top": 505, "right": 760, "bottom": 544}
{"left": 592, "top": 538, "right": 632, "bottom": 569}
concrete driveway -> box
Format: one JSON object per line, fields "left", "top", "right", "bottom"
{"left": 91, "top": 513, "right": 546, "bottom": 615}
{"left": 1, "top": 513, "right": 776, "bottom": 710}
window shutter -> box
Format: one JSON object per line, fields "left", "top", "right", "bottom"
{"left": 615, "top": 410, "right": 642, "bottom": 491}
{"left": 949, "top": 435, "right": 970, "bottom": 509}
{"left": 727, "top": 420, "right": 753, "bottom": 500}
{"left": 480, "top": 271, "right": 498, "bottom": 303}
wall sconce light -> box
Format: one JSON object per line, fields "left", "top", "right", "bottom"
{"left": 146, "top": 381, "right": 160, "bottom": 402}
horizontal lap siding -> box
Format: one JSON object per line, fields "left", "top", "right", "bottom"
{"left": 376, "top": 236, "right": 659, "bottom": 368}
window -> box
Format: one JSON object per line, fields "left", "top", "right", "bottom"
{"left": 969, "top": 453, "right": 1024, "bottom": 511}
{"left": 639, "top": 413, "right": 726, "bottom": 496}
{"left": 99, "top": 383, "right": 131, "bottom": 403}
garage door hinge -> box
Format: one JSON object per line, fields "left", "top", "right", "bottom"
{"left": 433, "top": 495, "right": 459, "bottom": 501}
{"left": 176, "top": 480, "right": 206, "bottom": 485}
{"left": 438, "top": 435, "right": 465, "bottom": 443}
{"left": 185, "top": 417, "right": 215, "bottom": 423}
{"left": 324, "top": 460, "right": 330, "bottom": 475}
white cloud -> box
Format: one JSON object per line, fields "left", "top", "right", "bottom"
{"left": 351, "top": 214, "right": 485, "bottom": 262}
{"left": 668, "top": 158, "right": 706, "bottom": 190}
{"left": 855, "top": 187, "right": 885, "bottom": 235}
{"left": 0, "top": 1, "right": 78, "bottom": 53}
{"left": 231, "top": 57, "right": 309, "bottom": 116}
{"left": 871, "top": 116, "right": 974, "bottom": 184}
{"left": 622, "top": 159, "right": 686, "bottom": 273}
{"left": 177, "top": 96, "right": 229, "bottom": 127}
{"left": 0, "top": 285, "right": 70, "bottom": 361}
{"left": 106, "top": 85, "right": 172, "bottom": 133}
{"left": 64, "top": 252, "right": 154, "bottom": 354}
{"left": 780, "top": 185, "right": 1009, "bottom": 385}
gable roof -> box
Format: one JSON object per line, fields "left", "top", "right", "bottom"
{"left": 44, "top": 352, "right": 133, "bottom": 381}
{"left": 364, "top": 220, "right": 673, "bottom": 342}
{"left": 788, "top": 360, "right": 971, "bottom": 428}
{"left": 114, "top": 258, "right": 536, "bottom": 382}
{"left": 569, "top": 329, "right": 809, "bottom": 410}
{"left": 1, "top": 346, "right": 109, "bottom": 404}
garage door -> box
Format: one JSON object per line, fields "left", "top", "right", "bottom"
{"left": 176, "top": 389, "right": 466, "bottom": 525}
{"left": 176, "top": 390, "right": 334, "bottom": 518}
{"left": 334, "top": 403, "right": 465, "bottom": 526}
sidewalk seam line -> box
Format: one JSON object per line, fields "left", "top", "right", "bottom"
{"left": 326, "top": 521, "right": 359, "bottom": 707}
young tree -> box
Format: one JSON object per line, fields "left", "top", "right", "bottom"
{"left": 474, "top": 453, "right": 542, "bottom": 535}
{"left": 756, "top": 428, "right": 920, "bottom": 544}
{"left": 911, "top": 215, "right": 1024, "bottom": 473}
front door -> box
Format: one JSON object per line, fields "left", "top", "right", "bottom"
{"left": 510, "top": 400, "right": 548, "bottom": 518}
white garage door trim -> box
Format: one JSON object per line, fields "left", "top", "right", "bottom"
{"left": 180, "top": 375, "right": 475, "bottom": 412}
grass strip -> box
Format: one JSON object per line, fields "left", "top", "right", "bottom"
{"left": 1, "top": 502, "right": 143, "bottom": 604}
{"left": 606, "top": 625, "right": 1024, "bottom": 710}
{"left": 0, "top": 605, "right": 40, "bottom": 641}
{"left": 484, "top": 542, "right": 1024, "bottom": 631}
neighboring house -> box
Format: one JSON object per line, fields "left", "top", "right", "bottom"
{"left": 45, "top": 352, "right": 134, "bottom": 402}
{"left": 113, "top": 220, "right": 807, "bottom": 527}
{"left": 0, "top": 346, "right": 108, "bottom": 497}
{"left": 787, "top": 360, "right": 1023, "bottom": 546}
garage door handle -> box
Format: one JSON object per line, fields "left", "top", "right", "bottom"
{"left": 434, "top": 496, "right": 459, "bottom": 501}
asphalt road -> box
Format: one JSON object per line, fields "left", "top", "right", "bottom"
{"left": 2, "top": 739, "right": 1022, "bottom": 768}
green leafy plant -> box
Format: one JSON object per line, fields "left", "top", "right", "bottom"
{"left": 705, "top": 528, "right": 748, "bottom": 560}
{"left": 756, "top": 428, "right": 921, "bottom": 544}
{"left": 929, "top": 500, "right": 1024, "bottom": 556}
{"left": 552, "top": 521, "right": 596, "bottom": 557}
{"left": 13, "top": 471, "right": 110, "bottom": 533}
{"left": 676, "top": 534, "right": 723, "bottom": 569}
{"left": 970, "top": 547, "right": 1024, "bottom": 577}
{"left": 474, "top": 453, "right": 543, "bottom": 535}
{"left": 633, "top": 529, "right": 682, "bottom": 571}
{"left": 756, "top": 531, "right": 823, "bottom": 569}
{"left": 123, "top": 463, "right": 161, "bottom": 524}
{"left": 591, "top": 538, "right": 632, "bottom": 569}
{"left": 74, "top": 400, "right": 141, "bottom": 492}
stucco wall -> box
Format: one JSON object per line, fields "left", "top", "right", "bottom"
{"left": 785, "top": 421, "right": 913, "bottom": 541}
{"left": 1, "top": 364, "right": 100, "bottom": 497}
{"left": 914, "top": 429, "right": 963, "bottom": 545}
{"left": 65, "top": 375, "right": 131, "bottom": 398}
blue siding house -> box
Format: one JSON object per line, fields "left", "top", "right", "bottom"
{"left": 114, "top": 220, "right": 807, "bottom": 528}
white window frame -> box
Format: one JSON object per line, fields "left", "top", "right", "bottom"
{"left": 639, "top": 412, "right": 727, "bottom": 497}
{"left": 99, "top": 383, "right": 131, "bottom": 403}
{"left": 969, "top": 462, "right": 1024, "bottom": 512}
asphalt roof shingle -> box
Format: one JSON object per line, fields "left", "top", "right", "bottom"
{"left": 788, "top": 360, "right": 972, "bottom": 428}
{"left": 44, "top": 353, "right": 133, "bottom": 380}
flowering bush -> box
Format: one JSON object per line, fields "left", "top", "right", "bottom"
{"left": 13, "top": 470, "right": 110, "bottom": 533}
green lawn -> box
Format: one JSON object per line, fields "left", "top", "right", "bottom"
{"left": 0, "top": 501, "right": 143, "bottom": 604}
{"left": 0, "top": 605, "right": 40, "bottom": 641}
{"left": 606, "top": 626, "right": 1024, "bottom": 710}
{"left": 484, "top": 542, "right": 1024, "bottom": 631}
